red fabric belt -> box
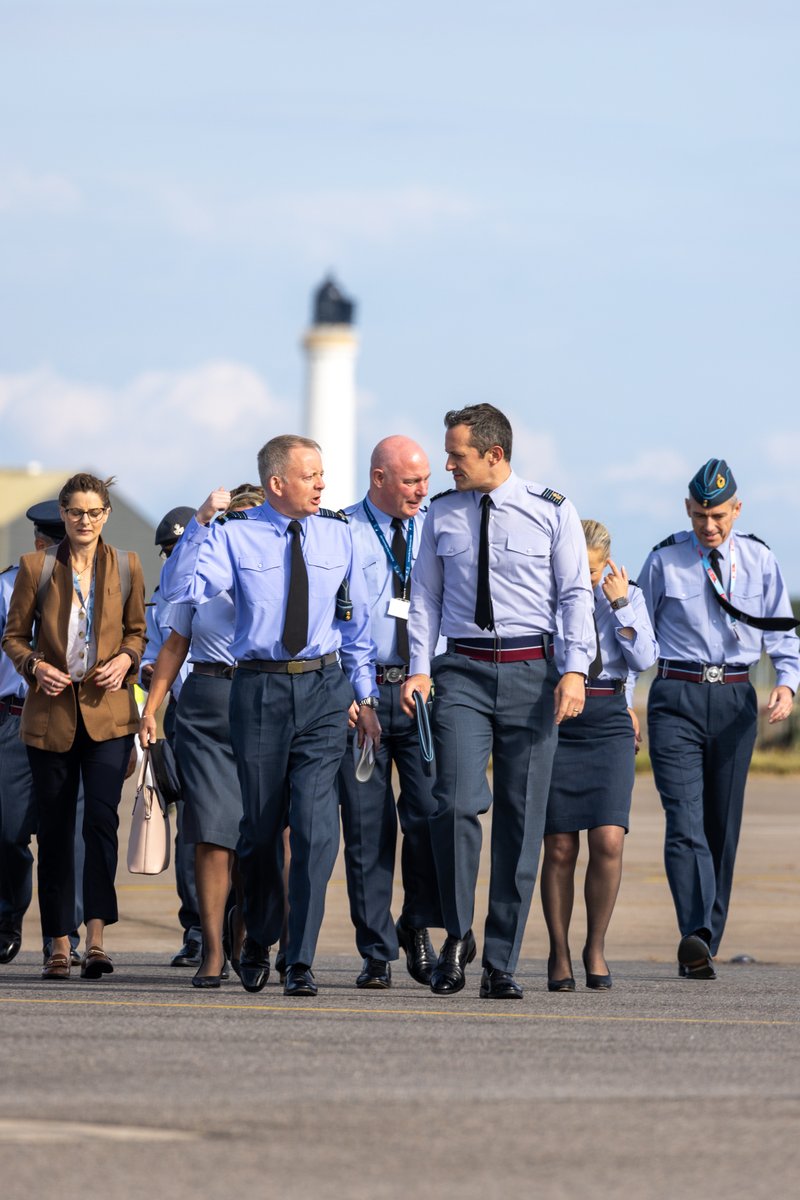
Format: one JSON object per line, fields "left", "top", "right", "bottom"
{"left": 0, "top": 696, "right": 24, "bottom": 716}
{"left": 452, "top": 641, "right": 554, "bottom": 664}
{"left": 585, "top": 680, "right": 625, "bottom": 697}
{"left": 657, "top": 659, "right": 750, "bottom": 685}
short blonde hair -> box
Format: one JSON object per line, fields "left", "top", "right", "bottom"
{"left": 582, "top": 519, "right": 611, "bottom": 558}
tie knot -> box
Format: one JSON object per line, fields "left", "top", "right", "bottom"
{"left": 390, "top": 517, "right": 403, "bottom": 532}
{"left": 288, "top": 520, "right": 302, "bottom": 536}
{"left": 709, "top": 548, "right": 721, "bottom": 566}
{"left": 480, "top": 494, "right": 492, "bottom": 510}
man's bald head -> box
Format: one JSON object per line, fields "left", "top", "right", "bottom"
{"left": 368, "top": 435, "right": 431, "bottom": 520}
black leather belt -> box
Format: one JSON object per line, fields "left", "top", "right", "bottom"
{"left": 192, "top": 661, "right": 236, "bottom": 679}
{"left": 657, "top": 658, "right": 750, "bottom": 685}
{"left": 586, "top": 679, "right": 625, "bottom": 697}
{"left": 376, "top": 665, "right": 407, "bottom": 685}
{"left": 449, "top": 634, "right": 553, "bottom": 664}
{"left": 238, "top": 652, "right": 339, "bottom": 675}
{"left": 0, "top": 694, "right": 24, "bottom": 717}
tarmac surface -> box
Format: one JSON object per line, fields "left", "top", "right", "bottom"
{"left": 1, "top": 773, "right": 798, "bottom": 1199}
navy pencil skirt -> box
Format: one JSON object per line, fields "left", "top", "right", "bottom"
{"left": 545, "top": 692, "right": 635, "bottom": 834}
{"left": 173, "top": 672, "right": 242, "bottom": 850}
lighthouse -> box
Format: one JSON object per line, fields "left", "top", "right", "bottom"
{"left": 302, "top": 276, "right": 359, "bottom": 509}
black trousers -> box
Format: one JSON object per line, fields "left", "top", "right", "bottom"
{"left": 27, "top": 703, "right": 133, "bottom": 937}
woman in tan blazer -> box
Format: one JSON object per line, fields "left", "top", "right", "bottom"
{"left": 2, "top": 473, "right": 146, "bottom": 981}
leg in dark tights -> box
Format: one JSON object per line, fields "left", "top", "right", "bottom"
{"left": 541, "top": 831, "right": 579, "bottom": 980}
{"left": 194, "top": 843, "right": 234, "bottom": 978}
{"left": 583, "top": 824, "right": 625, "bottom": 975}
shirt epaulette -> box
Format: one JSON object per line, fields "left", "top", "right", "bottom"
{"left": 539, "top": 487, "right": 566, "bottom": 506}
{"left": 652, "top": 535, "right": 677, "bottom": 551}
{"left": 318, "top": 507, "right": 348, "bottom": 523}
{"left": 429, "top": 489, "right": 455, "bottom": 503}
{"left": 742, "top": 533, "right": 770, "bottom": 549}
{"left": 215, "top": 510, "right": 249, "bottom": 524}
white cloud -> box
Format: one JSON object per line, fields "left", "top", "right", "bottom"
{"left": 604, "top": 449, "right": 691, "bottom": 485}
{"left": 0, "top": 167, "right": 82, "bottom": 215}
{"left": 0, "top": 362, "right": 288, "bottom": 518}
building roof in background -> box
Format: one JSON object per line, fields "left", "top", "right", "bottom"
{"left": 0, "top": 467, "right": 70, "bottom": 525}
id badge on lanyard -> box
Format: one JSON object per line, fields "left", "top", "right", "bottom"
{"left": 362, "top": 498, "right": 414, "bottom": 619}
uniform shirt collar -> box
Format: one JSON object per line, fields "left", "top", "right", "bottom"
{"left": 262, "top": 499, "right": 306, "bottom": 537}
{"left": 472, "top": 468, "right": 516, "bottom": 509}
{"left": 364, "top": 496, "right": 405, "bottom": 532}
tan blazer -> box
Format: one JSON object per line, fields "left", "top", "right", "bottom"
{"left": 1, "top": 538, "right": 146, "bottom": 752}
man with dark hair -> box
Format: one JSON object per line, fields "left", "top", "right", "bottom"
{"left": 639, "top": 457, "right": 798, "bottom": 979}
{"left": 401, "top": 404, "right": 595, "bottom": 999}
{"left": 0, "top": 502, "right": 83, "bottom": 965}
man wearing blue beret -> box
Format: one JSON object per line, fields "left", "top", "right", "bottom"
{"left": 638, "top": 459, "right": 799, "bottom": 979}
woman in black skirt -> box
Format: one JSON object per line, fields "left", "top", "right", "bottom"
{"left": 542, "top": 520, "right": 657, "bottom": 991}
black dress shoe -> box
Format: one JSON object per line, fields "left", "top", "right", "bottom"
{"left": 430, "top": 930, "right": 476, "bottom": 995}
{"left": 192, "top": 955, "right": 228, "bottom": 989}
{"left": 275, "top": 950, "right": 287, "bottom": 984}
{"left": 356, "top": 957, "right": 391, "bottom": 989}
{"left": 69, "top": 947, "right": 82, "bottom": 967}
{"left": 677, "top": 933, "right": 716, "bottom": 979}
{"left": 547, "top": 953, "right": 576, "bottom": 992}
{"left": 170, "top": 938, "right": 202, "bottom": 967}
{"left": 284, "top": 964, "right": 318, "bottom": 997}
{"left": 582, "top": 947, "right": 612, "bottom": 990}
{"left": 238, "top": 938, "right": 270, "bottom": 993}
{"left": 480, "top": 966, "right": 523, "bottom": 999}
{"left": 0, "top": 928, "right": 22, "bottom": 964}
{"left": 396, "top": 916, "right": 436, "bottom": 986}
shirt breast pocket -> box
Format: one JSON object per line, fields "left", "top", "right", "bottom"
{"left": 436, "top": 533, "right": 472, "bottom": 561}
{"left": 663, "top": 575, "right": 703, "bottom": 604}
{"left": 505, "top": 531, "right": 551, "bottom": 581}
{"left": 307, "top": 552, "right": 347, "bottom": 598}
{"left": 238, "top": 555, "right": 283, "bottom": 602}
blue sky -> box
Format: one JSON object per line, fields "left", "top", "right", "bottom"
{"left": 1, "top": 1, "right": 799, "bottom": 584}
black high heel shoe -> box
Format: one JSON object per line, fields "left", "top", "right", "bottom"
{"left": 547, "top": 953, "right": 575, "bottom": 993}
{"left": 192, "top": 954, "right": 228, "bottom": 989}
{"left": 582, "top": 947, "right": 612, "bottom": 990}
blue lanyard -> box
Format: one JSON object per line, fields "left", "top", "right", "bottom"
{"left": 362, "top": 498, "right": 414, "bottom": 599}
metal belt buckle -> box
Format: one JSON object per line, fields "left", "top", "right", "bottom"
{"left": 703, "top": 664, "right": 724, "bottom": 684}
{"left": 383, "top": 666, "right": 405, "bottom": 684}
{"left": 287, "top": 660, "right": 304, "bottom": 675}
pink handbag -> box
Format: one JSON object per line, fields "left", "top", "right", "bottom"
{"left": 127, "top": 747, "right": 171, "bottom": 874}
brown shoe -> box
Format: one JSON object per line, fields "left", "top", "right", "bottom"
{"left": 80, "top": 946, "right": 114, "bottom": 980}
{"left": 42, "top": 953, "right": 71, "bottom": 981}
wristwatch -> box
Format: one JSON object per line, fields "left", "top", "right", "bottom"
{"left": 358, "top": 696, "right": 379, "bottom": 710}
{"left": 610, "top": 596, "right": 630, "bottom": 611}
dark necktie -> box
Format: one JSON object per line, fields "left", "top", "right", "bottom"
{"left": 390, "top": 517, "right": 410, "bottom": 665}
{"left": 474, "top": 494, "right": 494, "bottom": 631}
{"left": 705, "top": 547, "right": 798, "bottom": 632}
{"left": 589, "top": 610, "right": 603, "bottom": 679}
{"left": 282, "top": 520, "right": 309, "bottom": 657}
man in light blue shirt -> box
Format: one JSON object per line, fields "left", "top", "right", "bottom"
{"left": 638, "top": 458, "right": 798, "bottom": 979}
{"left": 401, "top": 404, "right": 595, "bottom": 999}
{"left": 161, "top": 434, "right": 379, "bottom": 997}
{"left": 337, "top": 436, "right": 443, "bottom": 990}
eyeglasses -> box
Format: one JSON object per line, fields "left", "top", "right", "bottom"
{"left": 63, "top": 507, "right": 108, "bottom": 522}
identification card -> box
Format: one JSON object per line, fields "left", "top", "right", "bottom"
{"left": 387, "top": 597, "right": 410, "bottom": 620}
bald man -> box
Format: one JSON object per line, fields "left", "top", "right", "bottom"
{"left": 337, "top": 436, "right": 443, "bottom": 989}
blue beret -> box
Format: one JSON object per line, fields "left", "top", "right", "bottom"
{"left": 25, "top": 499, "right": 66, "bottom": 540}
{"left": 688, "top": 459, "right": 737, "bottom": 508}
{"left": 155, "top": 506, "right": 195, "bottom": 547}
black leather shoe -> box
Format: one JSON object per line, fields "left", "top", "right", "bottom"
{"left": 396, "top": 916, "right": 436, "bottom": 985}
{"left": 356, "top": 957, "right": 391, "bottom": 989}
{"left": 275, "top": 950, "right": 287, "bottom": 984}
{"left": 69, "top": 947, "right": 82, "bottom": 967}
{"left": 677, "top": 933, "right": 716, "bottom": 979}
{"left": 239, "top": 938, "right": 270, "bottom": 992}
{"left": 479, "top": 966, "right": 523, "bottom": 999}
{"left": 547, "top": 953, "right": 575, "bottom": 992}
{"left": 192, "top": 955, "right": 228, "bottom": 989}
{"left": 0, "top": 928, "right": 22, "bottom": 964}
{"left": 430, "top": 930, "right": 476, "bottom": 995}
{"left": 583, "top": 947, "right": 612, "bottom": 990}
{"left": 170, "top": 938, "right": 202, "bottom": 967}
{"left": 284, "top": 964, "right": 318, "bottom": 997}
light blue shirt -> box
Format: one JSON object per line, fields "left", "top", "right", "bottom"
{"left": 160, "top": 502, "right": 376, "bottom": 701}
{"left": 408, "top": 471, "right": 596, "bottom": 676}
{"left": 0, "top": 567, "right": 27, "bottom": 700}
{"left": 638, "top": 530, "right": 800, "bottom": 691}
{"left": 555, "top": 583, "right": 658, "bottom": 706}
{"left": 140, "top": 582, "right": 191, "bottom": 700}
{"left": 344, "top": 497, "right": 425, "bottom": 666}
{"left": 168, "top": 594, "right": 236, "bottom": 666}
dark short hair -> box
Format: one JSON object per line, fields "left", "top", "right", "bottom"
{"left": 444, "top": 404, "right": 512, "bottom": 461}
{"left": 257, "top": 435, "right": 321, "bottom": 486}
{"left": 59, "top": 472, "right": 115, "bottom": 510}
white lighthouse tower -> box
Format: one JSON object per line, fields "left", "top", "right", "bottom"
{"left": 302, "top": 276, "right": 359, "bottom": 509}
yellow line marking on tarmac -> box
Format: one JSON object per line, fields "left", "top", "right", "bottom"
{"left": 0, "top": 996, "right": 796, "bottom": 1027}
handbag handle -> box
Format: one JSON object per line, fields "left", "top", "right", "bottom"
{"left": 135, "top": 745, "right": 150, "bottom": 794}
